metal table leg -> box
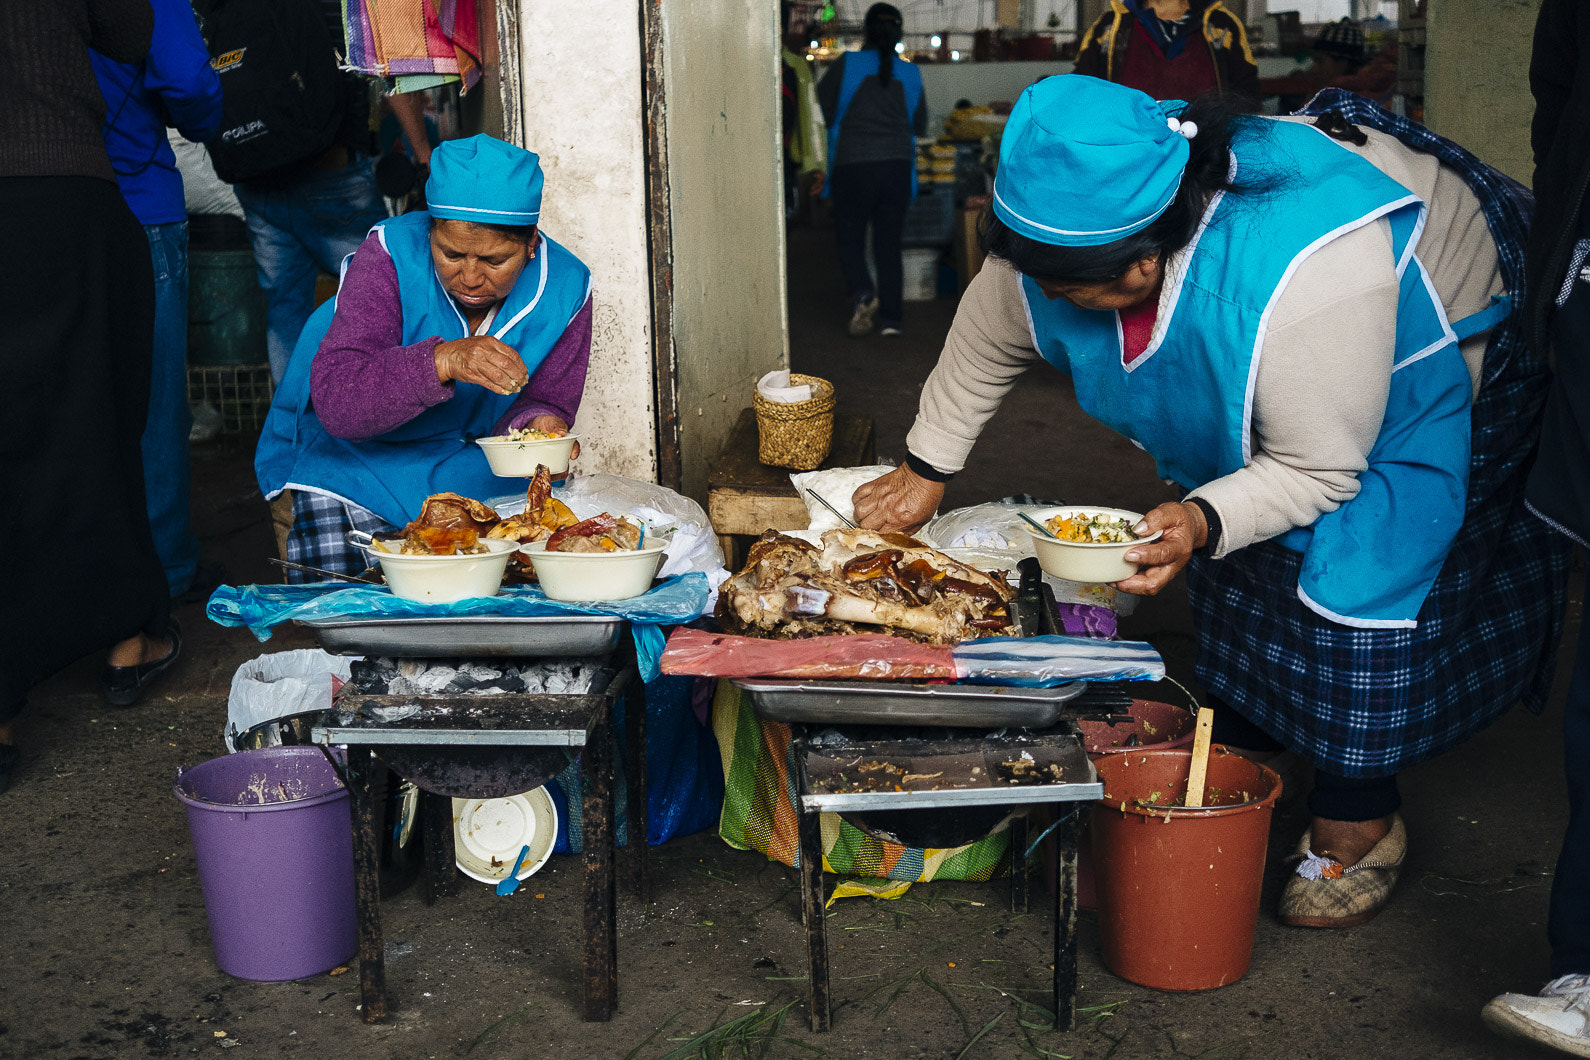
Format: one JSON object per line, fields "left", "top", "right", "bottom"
{"left": 1051, "top": 809, "right": 1081, "bottom": 1031}
{"left": 1009, "top": 813, "right": 1028, "bottom": 915}
{"left": 419, "top": 790, "right": 459, "bottom": 905}
{"left": 799, "top": 797, "right": 831, "bottom": 1032}
{"left": 622, "top": 671, "right": 649, "bottom": 904}
{"left": 581, "top": 706, "right": 617, "bottom": 1021}
{"left": 347, "top": 749, "right": 389, "bottom": 1023}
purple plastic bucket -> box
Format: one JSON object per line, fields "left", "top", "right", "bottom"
{"left": 174, "top": 747, "right": 356, "bottom": 982}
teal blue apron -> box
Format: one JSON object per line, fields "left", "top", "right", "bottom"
{"left": 1022, "top": 120, "right": 1504, "bottom": 628}
{"left": 821, "top": 48, "right": 924, "bottom": 200}
{"left": 255, "top": 211, "right": 591, "bottom": 528}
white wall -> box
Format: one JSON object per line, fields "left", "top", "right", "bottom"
{"left": 660, "top": 0, "right": 790, "bottom": 501}
{"left": 514, "top": 0, "right": 657, "bottom": 481}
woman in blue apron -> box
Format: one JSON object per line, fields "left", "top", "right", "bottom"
{"left": 816, "top": 2, "right": 927, "bottom": 337}
{"left": 255, "top": 135, "right": 594, "bottom": 577}
{"left": 854, "top": 78, "right": 1570, "bottom": 927}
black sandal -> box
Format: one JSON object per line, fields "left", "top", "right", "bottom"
{"left": 101, "top": 619, "right": 182, "bottom": 708}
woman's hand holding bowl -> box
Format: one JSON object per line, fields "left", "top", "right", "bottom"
{"left": 525, "top": 414, "right": 580, "bottom": 459}
{"left": 852, "top": 465, "right": 944, "bottom": 533}
{"left": 435, "top": 336, "right": 530, "bottom": 396}
{"left": 1115, "top": 500, "right": 1208, "bottom": 595}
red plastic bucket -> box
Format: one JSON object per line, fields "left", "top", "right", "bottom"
{"left": 174, "top": 747, "right": 356, "bottom": 981}
{"left": 1042, "top": 700, "right": 1196, "bottom": 905}
{"left": 1090, "top": 747, "right": 1281, "bottom": 991}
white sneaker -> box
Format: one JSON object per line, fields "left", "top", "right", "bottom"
{"left": 1484, "top": 975, "right": 1590, "bottom": 1057}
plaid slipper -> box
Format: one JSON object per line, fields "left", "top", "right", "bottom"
{"left": 1278, "top": 813, "right": 1406, "bottom": 928}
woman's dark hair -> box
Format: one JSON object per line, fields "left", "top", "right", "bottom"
{"left": 864, "top": 3, "right": 903, "bottom": 86}
{"left": 429, "top": 215, "right": 538, "bottom": 246}
{"left": 979, "top": 94, "right": 1266, "bottom": 285}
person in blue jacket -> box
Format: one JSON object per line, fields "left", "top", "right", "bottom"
{"left": 91, "top": 0, "right": 223, "bottom": 605}
{"left": 817, "top": 3, "right": 928, "bottom": 338}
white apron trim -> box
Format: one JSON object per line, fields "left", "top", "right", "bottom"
{"left": 1296, "top": 585, "right": 1418, "bottom": 630}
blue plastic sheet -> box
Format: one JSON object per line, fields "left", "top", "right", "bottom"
{"left": 206, "top": 574, "right": 711, "bottom": 681}
{"left": 953, "top": 634, "right": 1165, "bottom": 686}
{"left": 546, "top": 675, "right": 725, "bottom": 853}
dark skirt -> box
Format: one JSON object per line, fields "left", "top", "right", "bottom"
{"left": 1187, "top": 93, "right": 1573, "bottom": 778}
{"left": 0, "top": 176, "right": 168, "bottom": 716}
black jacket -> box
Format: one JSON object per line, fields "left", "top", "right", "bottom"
{"left": 1525, "top": 0, "right": 1590, "bottom": 543}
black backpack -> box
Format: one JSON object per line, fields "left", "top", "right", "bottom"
{"left": 193, "top": 0, "right": 347, "bottom": 185}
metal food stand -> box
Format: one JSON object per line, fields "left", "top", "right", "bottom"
{"left": 309, "top": 618, "right": 648, "bottom": 1024}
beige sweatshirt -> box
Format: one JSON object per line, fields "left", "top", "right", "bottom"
{"left": 907, "top": 120, "right": 1504, "bottom": 557}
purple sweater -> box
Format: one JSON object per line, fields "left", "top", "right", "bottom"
{"left": 310, "top": 233, "right": 593, "bottom": 441}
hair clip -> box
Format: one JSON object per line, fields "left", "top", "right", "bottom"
{"left": 1166, "top": 116, "right": 1199, "bottom": 140}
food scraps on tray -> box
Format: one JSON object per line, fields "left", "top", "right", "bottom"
{"left": 716, "top": 528, "right": 1014, "bottom": 645}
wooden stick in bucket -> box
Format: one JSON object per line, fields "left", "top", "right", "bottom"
{"left": 1184, "top": 706, "right": 1215, "bottom": 808}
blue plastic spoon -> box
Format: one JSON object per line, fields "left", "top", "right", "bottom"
{"left": 496, "top": 844, "right": 532, "bottom": 895}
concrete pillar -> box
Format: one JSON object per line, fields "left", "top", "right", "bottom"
{"left": 1423, "top": 0, "right": 1541, "bottom": 185}
{"left": 509, "top": 0, "right": 787, "bottom": 495}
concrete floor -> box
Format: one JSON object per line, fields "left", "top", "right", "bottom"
{"left": 0, "top": 224, "right": 1578, "bottom": 1059}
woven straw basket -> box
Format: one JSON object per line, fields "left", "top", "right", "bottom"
{"left": 753, "top": 373, "right": 835, "bottom": 470}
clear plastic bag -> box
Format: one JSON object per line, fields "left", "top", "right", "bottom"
{"left": 789, "top": 464, "right": 898, "bottom": 531}
{"left": 492, "top": 471, "right": 727, "bottom": 585}
{"left": 922, "top": 502, "right": 1141, "bottom": 615}
{"left": 952, "top": 635, "right": 1164, "bottom": 687}
{"left": 225, "top": 649, "right": 354, "bottom": 751}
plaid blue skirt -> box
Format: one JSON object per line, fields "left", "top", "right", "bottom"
{"left": 1186, "top": 94, "right": 1572, "bottom": 778}
{"left": 283, "top": 490, "right": 394, "bottom": 582}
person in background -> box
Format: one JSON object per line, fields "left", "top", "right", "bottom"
{"left": 1484, "top": 0, "right": 1590, "bottom": 1053}
{"left": 0, "top": 0, "right": 178, "bottom": 796}
{"left": 1074, "top": 0, "right": 1258, "bottom": 108}
{"left": 209, "top": 0, "right": 388, "bottom": 385}
{"left": 91, "top": 0, "right": 223, "bottom": 601}
{"left": 1263, "top": 19, "right": 1395, "bottom": 112}
{"left": 781, "top": 3, "right": 826, "bottom": 222}
{"left": 817, "top": 2, "right": 927, "bottom": 338}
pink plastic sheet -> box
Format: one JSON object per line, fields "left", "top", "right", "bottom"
{"left": 660, "top": 628, "right": 956, "bottom": 681}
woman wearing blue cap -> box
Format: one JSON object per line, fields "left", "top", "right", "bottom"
{"left": 256, "top": 134, "right": 593, "bottom": 576}
{"left": 854, "top": 78, "right": 1569, "bottom": 927}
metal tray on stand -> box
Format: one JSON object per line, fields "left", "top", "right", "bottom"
{"left": 305, "top": 615, "right": 623, "bottom": 658}
{"left": 735, "top": 678, "right": 1084, "bottom": 728}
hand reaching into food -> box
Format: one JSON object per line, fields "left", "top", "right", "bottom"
{"left": 523, "top": 414, "right": 579, "bottom": 459}
{"left": 435, "top": 335, "right": 530, "bottom": 396}
{"left": 1114, "top": 501, "right": 1207, "bottom": 595}
{"left": 851, "top": 465, "right": 944, "bottom": 533}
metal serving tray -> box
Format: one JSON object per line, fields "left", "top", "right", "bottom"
{"left": 735, "top": 678, "right": 1085, "bottom": 729}
{"left": 306, "top": 615, "right": 623, "bottom": 659}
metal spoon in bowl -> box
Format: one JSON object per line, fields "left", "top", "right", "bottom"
{"left": 1019, "top": 512, "right": 1058, "bottom": 539}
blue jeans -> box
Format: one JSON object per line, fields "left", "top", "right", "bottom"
{"left": 144, "top": 221, "right": 198, "bottom": 596}
{"left": 234, "top": 159, "right": 387, "bottom": 383}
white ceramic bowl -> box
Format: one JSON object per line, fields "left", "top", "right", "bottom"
{"left": 475, "top": 433, "right": 579, "bottom": 477}
{"left": 1025, "top": 506, "right": 1162, "bottom": 585}
{"left": 362, "top": 536, "right": 518, "bottom": 603}
{"left": 519, "top": 539, "right": 667, "bottom": 602}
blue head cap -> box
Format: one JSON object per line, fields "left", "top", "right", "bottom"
{"left": 992, "top": 76, "right": 1191, "bottom": 247}
{"left": 425, "top": 134, "right": 544, "bottom": 226}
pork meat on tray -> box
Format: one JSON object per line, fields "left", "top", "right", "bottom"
{"left": 716, "top": 528, "right": 1014, "bottom": 644}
